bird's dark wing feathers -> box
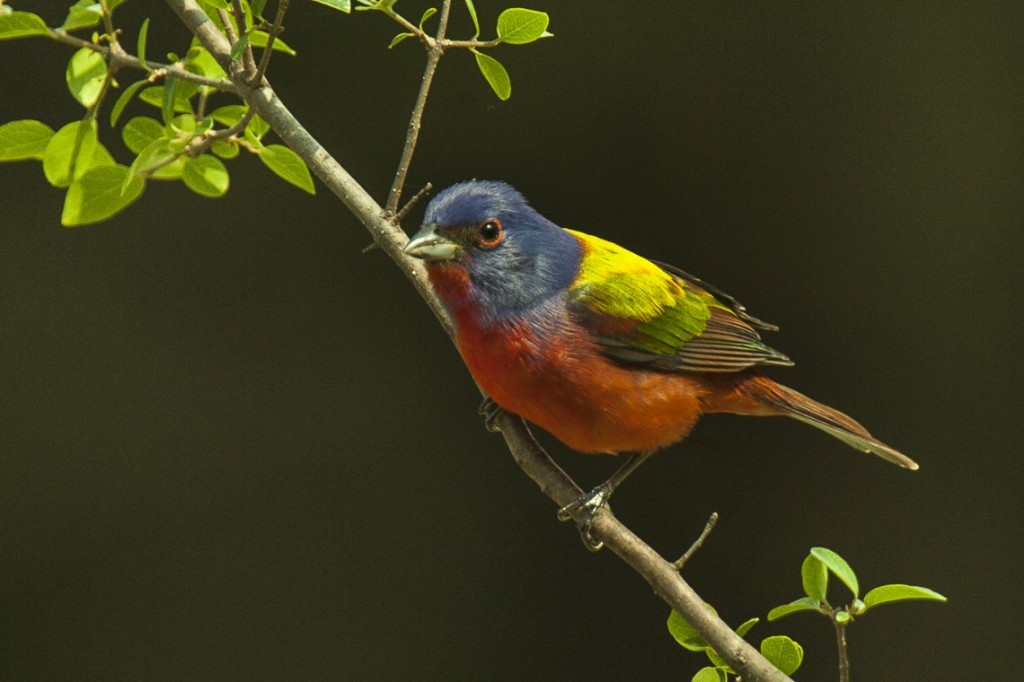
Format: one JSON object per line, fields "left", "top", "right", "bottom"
{"left": 651, "top": 260, "right": 779, "bottom": 332}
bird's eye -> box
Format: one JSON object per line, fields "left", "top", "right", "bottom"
{"left": 477, "top": 219, "right": 504, "bottom": 248}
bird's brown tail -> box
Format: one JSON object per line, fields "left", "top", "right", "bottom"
{"left": 704, "top": 374, "right": 919, "bottom": 470}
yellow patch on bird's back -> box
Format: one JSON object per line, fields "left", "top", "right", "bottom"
{"left": 566, "top": 229, "right": 685, "bottom": 322}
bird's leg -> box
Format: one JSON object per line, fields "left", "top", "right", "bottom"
{"left": 557, "top": 450, "right": 653, "bottom": 551}
{"left": 478, "top": 396, "right": 504, "bottom": 433}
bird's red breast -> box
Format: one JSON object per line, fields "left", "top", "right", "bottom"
{"left": 428, "top": 264, "right": 707, "bottom": 455}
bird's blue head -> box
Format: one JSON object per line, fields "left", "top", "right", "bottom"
{"left": 404, "top": 181, "right": 582, "bottom": 321}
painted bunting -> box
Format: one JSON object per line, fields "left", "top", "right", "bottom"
{"left": 404, "top": 181, "right": 917, "bottom": 545}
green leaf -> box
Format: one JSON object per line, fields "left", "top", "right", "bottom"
{"left": 137, "top": 17, "right": 150, "bottom": 68}
{"left": 210, "top": 105, "right": 247, "bottom": 127}
{"left": 388, "top": 32, "right": 414, "bottom": 49}
{"left": 0, "top": 120, "right": 55, "bottom": 161}
{"left": 122, "top": 116, "right": 165, "bottom": 154}
{"left": 211, "top": 139, "right": 239, "bottom": 159}
{"left": 182, "top": 154, "right": 229, "bottom": 197}
{"left": 496, "top": 8, "right": 549, "bottom": 45}
{"left": 801, "top": 553, "right": 828, "bottom": 603}
{"left": 760, "top": 636, "right": 804, "bottom": 676}
{"left": 258, "top": 144, "right": 315, "bottom": 194}
{"left": 62, "top": 1, "right": 102, "bottom": 32}
{"left": 162, "top": 77, "right": 180, "bottom": 126}
{"left": 250, "top": 30, "right": 296, "bottom": 55}
{"left": 230, "top": 32, "right": 250, "bottom": 62}
{"left": 735, "top": 617, "right": 759, "bottom": 638}
{"left": 0, "top": 11, "right": 49, "bottom": 40}
{"left": 248, "top": 114, "right": 270, "bottom": 140}
{"left": 309, "top": 0, "right": 351, "bottom": 11}
{"left": 811, "top": 547, "right": 859, "bottom": 599}
{"left": 704, "top": 648, "right": 731, "bottom": 673}
{"left": 419, "top": 7, "right": 436, "bottom": 29}
{"left": 767, "top": 597, "right": 822, "bottom": 621}
{"left": 863, "top": 584, "right": 947, "bottom": 610}
{"left": 251, "top": 0, "right": 268, "bottom": 17}
{"left": 66, "top": 47, "right": 108, "bottom": 108}
{"left": 463, "top": 0, "right": 480, "bottom": 39}
{"left": 692, "top": 668, "right": 727, "bottom": 682}
{"left": 667, "top": 609, "right": 710, "bottom": 652}
{"left": 109, "top": 80, "right": 147, "bottom": 127}
{"left": 138, "top": 86, "right": 193, "bottom": 114}
{"left": 474, "top": 51, "right": 510, "bottom": 100}
{"left": 43, "top": 120, "right": 115, "bottom": 187}
{"left": 186, "top": 45, "right": 227, "bottom": 80}
{"left": 130, "top": 138, "right": 183, "bottom": 180}
{"left": 62, "top": 164, "right": 145, "bottom": 227}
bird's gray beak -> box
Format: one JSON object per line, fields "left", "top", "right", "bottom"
{"left": 403, "top": 224, "right": 460, "bottom": 262}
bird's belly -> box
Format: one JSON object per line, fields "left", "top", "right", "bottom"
{"left": 459, "top": 324, "right": 705, "bottom": 455}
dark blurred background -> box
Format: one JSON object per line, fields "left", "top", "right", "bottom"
{"left": 1, "top": 1, "right": 1021, "bottom": 679}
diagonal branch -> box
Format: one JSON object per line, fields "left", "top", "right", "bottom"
{"left": 164, "top": 1, "right": 791, "bottom": 679}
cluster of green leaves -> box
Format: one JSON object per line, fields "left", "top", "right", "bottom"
{"left": 668, "top": 606, "right": 803, "bottom": 681}
{"left": 667, "top": 547, "right": 946, "bottom": 681}
{"left": 0, "top": 1, "right": 312, "bottom": 227}
{"left": 313, "top": 0, "right": 552, "bottom": 101}
{"left": 767, "top": 546, "right": 946, "bottom": 624}
{"left": 467, "top": 4, "right": 551, "bottom": 101}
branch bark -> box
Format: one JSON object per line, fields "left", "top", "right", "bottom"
{"left": 163, "top": 1, "right": 792, "bottom": 679}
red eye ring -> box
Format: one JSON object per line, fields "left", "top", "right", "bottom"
{"left": 477, "top": 219, "right": 504, "bottom": 248}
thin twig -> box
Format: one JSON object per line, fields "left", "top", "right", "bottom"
{"left": 833, "top": 616, "right": 851, "bottom": 682}
{"left": 672, "top": 512, "right": 719, "bottom": 570}
{"left": 441, "top": 38, "right": 501, "bottom": 49}
{"left": 98, "top": 0, "right": 116, "bottom": 35}
{"left": 365, "top": 182, "right": 434, "bottom": 252}
{"left": 185, "top": 106, "right": 255, "bottom": 157}
{"left": 397, "top": 182, "right": 433, "bottom": 221}
{"left": 218, "top": 8, "right": 239, "bottom": 44}
{"left": 164, "top": 1, "right": 793, "bottom": 679}
{"left": 251, "top": 0, "right": 289, "bottom": 87}
{"left": 384, "top": 0, "right": 452, "bottom": 215}
{"left": 231, "top": 0, "right": 259, "bottom": 79}
{"left": 384, "top": 11, "right": 500, "bottom": 49}
{"left": 46, "top": 31, "right": 239, "bottom": 93}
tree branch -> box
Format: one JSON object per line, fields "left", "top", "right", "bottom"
{"left": 163, "top": 1, "right": 792, "bottom": 679}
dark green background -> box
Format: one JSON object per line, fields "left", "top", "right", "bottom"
{"left": 2, "top": 1, "right": 1020, "bottom": 679}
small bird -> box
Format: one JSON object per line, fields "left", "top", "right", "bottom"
{"left": 404, "top": 181, "right": 917, "bottom": 546}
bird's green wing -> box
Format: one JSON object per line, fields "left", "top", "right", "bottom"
{"left": 564, "top": 230, "right": 793, "bottom": 372}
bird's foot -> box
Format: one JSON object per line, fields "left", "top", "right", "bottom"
{"left": 478, "top": 397, "right": 504, "bottom": 433}
{"left": 557, "top": 484, "right": 612, "bottom": 551}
